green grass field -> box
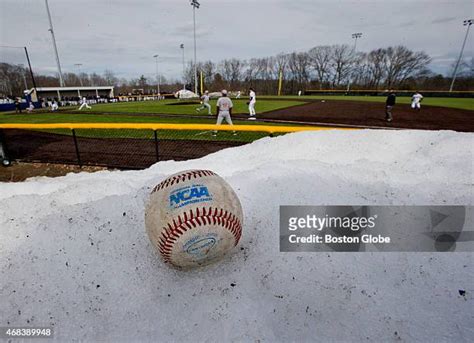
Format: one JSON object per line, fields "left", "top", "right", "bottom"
{"left": 77, "top": 99, "right": 304, "bottom": 115}
{"left": 0, "top": 112, "right": 252, "bottom": 125}
{"left": 265, "top": 95, "right": 473, "bottom": 111}
{"left": 0, "top": 99, "right": 303, "bottom": 125}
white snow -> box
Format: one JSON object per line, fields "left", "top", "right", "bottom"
{"left": 0, "top": 129, "right": 473, "bottom": 342}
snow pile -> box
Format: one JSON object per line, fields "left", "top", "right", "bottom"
{"left": 1, "top": 130, "right": 473, "bottom": 342}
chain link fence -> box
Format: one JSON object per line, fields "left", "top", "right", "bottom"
{"left": 0, "top": 124, "right": 317, "bottom": 169}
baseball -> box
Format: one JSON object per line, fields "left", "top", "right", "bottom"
{"left": 145, "top": 170, "right": 243, "bottom": 269}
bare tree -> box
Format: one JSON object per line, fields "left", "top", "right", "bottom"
{"left": 184, "top": 61, "right": 195, "bottom": 89}
{"left": 287, "top": 52, "right": 311, "bottom": 93}
{"left": 384, "top": 46, "right": 431, "bottom": 88}
{"left": 365, "top": 48, "right": 387, "bottom": 89}
{"left": 244, "top": 58, "right": 259, "bottom": 82}
{"left": 200, "top": 61, "right": 216, "bottom": 87}
{"left": 308, "top": 46, "right": 332, "bottom": 89}
{"left": 104, "top": 70, "right": 119, "bottom": 86}
{"left": 219, "top": 58, "right": 245, "bottom": 88}
{"left": 0, "top": 63, "right": 28, "bottom": 96}
{"left": 63, "top": 72, "right": 81, "bottom": 87}
{"left": 329, "top": 44, "right": 355, "bottom": 88}
{"left": 273, "top": 53, "right": 288, "bottom": 79}
{"left": 219, "top": 60, "right": 232, "bottom": 85}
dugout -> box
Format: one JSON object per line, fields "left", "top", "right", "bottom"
{"left": 29, "top": 86, "right": 114, "bottom": 101}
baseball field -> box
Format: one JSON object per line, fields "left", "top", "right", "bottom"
{"left": 1, "top": 95, "right": 472, "bottom": 170}
{"left": 1, "top": 95, "right": 472, "bottom": 128}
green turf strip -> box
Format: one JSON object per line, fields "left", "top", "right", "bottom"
{"left": 72, "top": 99, "right": 304, "bottom": 115}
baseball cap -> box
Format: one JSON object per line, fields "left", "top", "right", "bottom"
{"left": 221, "top": 89, "right": 228, "bottom": 95}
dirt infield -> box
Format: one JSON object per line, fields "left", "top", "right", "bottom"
{"left": 3, "top": 130, "right": 245, "bottom": 169}
{"left": 252, "top": 100, "right": 473, "bottom": 132}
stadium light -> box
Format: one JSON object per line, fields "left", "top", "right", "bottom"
{"left": 347, "top": 32, "right": 363, "bottom": 92}
{"left": 351, "top": 33, "right": 362, "bottom": 50}
{"left": 180, "top": 44, "right": 185, "bottom": 90}
{"left": 44, "top": 0, "right": 65, "bottom": 87}
{"left": 449, "top": 19, "right": 473, "bottom": 92}
{"left": 190, "top": 0, "right": 200, "bottom": 95}
{"left": 74, "top": 64, "right": 84, "bottom": 86}
{"left": 153, "top": 54, "right": 161, "bottom": 96}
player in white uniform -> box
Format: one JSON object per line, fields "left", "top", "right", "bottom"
{"left": 27, "top": 102, "right": 35, "bottom": 113}
{"left": 78, "top": 96, "right": 92, "bottom": 110}
{"left": 214, "top": 90, "right": 236, "bottom": 136}
{"left": 411, "top": 91, "right": 423, "bottom": 110}
{"left": 196, "top": 90, "right": 211, "bottom": 115}
{"left": 236, "top": 91, "right": 241, "bottom": 99}
{"left": 248, "top": 88, "right": 256, "bottom": 119}
{"left": 51, "top": 101, "right": 59, "bottom": 112}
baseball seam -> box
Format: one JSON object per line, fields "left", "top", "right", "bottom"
{"left": 152, "top": 170, "right": 216, "bottom": 194}
{"left": 157, "top": 206, "right": 242, "bottom": 264}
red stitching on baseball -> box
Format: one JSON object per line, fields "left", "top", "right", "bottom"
{"left": 151, "top": 170, "right": 217, "bottom": 194}
{"left": 157, "top": 206, "right": 242, "bottom": 264}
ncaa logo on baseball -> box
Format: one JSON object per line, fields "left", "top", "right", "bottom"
{"left": 169, "top": 184, "right": 212, "bottom": 209}
{"left": 145, "top": 170, "right": 243, "bottom": 269}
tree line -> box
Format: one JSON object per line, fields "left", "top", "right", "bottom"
{"left": 187, "top": 45, "right": 472, "bottom": 94}
{"left": 1, "top": 44, "right": 473, "bottom": 97}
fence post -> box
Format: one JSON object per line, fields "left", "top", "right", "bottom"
{"left": 154, "top": 130, "right": 159, "bottom": 162}
{"left": 71, "top": 129, "right": 82, "bottom": 167}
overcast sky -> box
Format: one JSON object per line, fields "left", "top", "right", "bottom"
{"left": 1, "top": 0, "right": 473, "bottom": 81}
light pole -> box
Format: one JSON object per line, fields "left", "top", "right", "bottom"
{"left": 347, "top": 32, "right": 363, "bottom": 92}
{"left": 352, "top": 32, "right": 362, "bottom": 50}
{"left": 23, "top": 47, "right": 37, "bottom": 92}
{"left": 44, "top": 0, "right": 65, "bottom": 87}
{"left": 180, "top": 43, "right": 185, "bottom": 90}
{"left": 74, "top": 63, "right": 83, "bottom": 86}
{"left": 153, "top": 54, "right": 161, "bottom": 97}
{"left": 190, "top": 0, "right": 200, "bottom": 95}
{"left": 449, "top": 19, "right": 473, "bottom": 92}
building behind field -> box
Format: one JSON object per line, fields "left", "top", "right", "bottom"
{"left": 29, "top": 86, "right": 114, "bottom": 101}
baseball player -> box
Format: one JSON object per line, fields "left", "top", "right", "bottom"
{"left": 213, "top": 89, "right": 236, "bottom": 136}
{"left": 51, "top": 100, "right": 59, "bottom": 112}
{"left": 78, "top": 96, "right": 92, "bottom": 110}
{"left": 385, "top": 90, "right": 396, "bottom": 122}
{"left": 411, "top": 91, "right": 423, "bottom": 111}
{"left": 14, "top": 98, "right": 22, "bottom": 113}
{"left": 248, "top": 87, "right": 256, "bottom": 119}
{"left": 236, "top": 90, "right": 241, "bottom": 99}
{"left": 27, "top": 102, "right": 35, "bottom": 113}
{"left": 196, "top": 90, "right": 211, "bottom": 115}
